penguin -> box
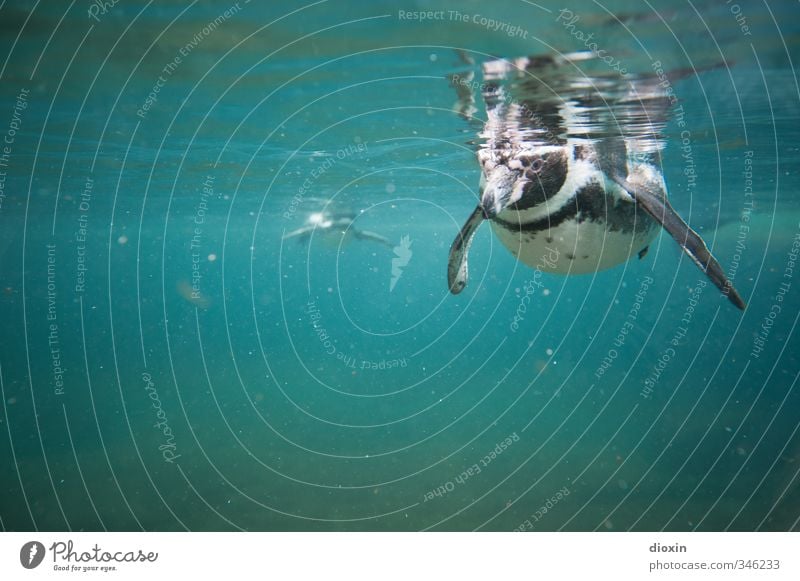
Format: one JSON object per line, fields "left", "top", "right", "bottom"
{"left": 447, "top": 53, "right": 746, "bottom": 310}
{"left": 283, "top": 199, "right": 392, "bottom": 248}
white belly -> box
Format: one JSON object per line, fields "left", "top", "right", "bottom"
{"left": 490, "top": 215, "right": 658, "bottom": 274}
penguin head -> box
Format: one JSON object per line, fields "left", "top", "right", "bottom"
{"left": 481, "top": 148, "right": 569, "bottom": 217}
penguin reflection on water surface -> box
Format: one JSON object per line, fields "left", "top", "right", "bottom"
{"left": 447, "top": 54, "right": 746, "bottom": 310}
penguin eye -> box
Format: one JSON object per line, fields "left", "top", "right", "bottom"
{"left": 531, "top": 158, "right": 544, "bottom": 172}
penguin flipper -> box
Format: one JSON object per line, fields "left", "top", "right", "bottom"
{"left": 354, "top": 229, "right": 393, "bottom": 248}
{"left": 282, "top": 226, "right": 314, "bottom": 242}
{"left": 613, "top": 175, "right": 746, "bottom": 310}
{"left": 448, "top": 206, "right": 485, "bottom": 294}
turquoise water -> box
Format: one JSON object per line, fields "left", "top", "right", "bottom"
{"left": 0, "top": 0, "right": 798, "bottom": 531}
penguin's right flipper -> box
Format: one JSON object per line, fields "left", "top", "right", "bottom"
{"left": 613, "top": 174, "right": 746, "bottom": 310}
{"left": 448, "top": 206, "right": 486, "bottom": 294}
{"left": 282, "top": 226, "right": 314, "bottom": 242}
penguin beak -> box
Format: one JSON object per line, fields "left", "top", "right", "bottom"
{"left": 480, "top": 189, "right": 502, "bottom": 219}
{"left": 480, "top": 165, "right": 516, "bottom": 219}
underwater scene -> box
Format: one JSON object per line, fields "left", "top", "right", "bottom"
{"left": 0, "top": 0, "right": 799, "bottom": 531}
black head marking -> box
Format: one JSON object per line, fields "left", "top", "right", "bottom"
{"left": 512, "top": 149, "right": 568, "bottom": 210}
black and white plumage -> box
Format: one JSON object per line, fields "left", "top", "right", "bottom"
{"left": 447, "top": 53, "right": 745, "bottom": 310}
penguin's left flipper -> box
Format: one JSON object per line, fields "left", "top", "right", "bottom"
{"left": 354, "top": 229, "right": 393, "bottom": 248}
{"left": 613, "top": 175, "right": 746, "bottom": 310}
